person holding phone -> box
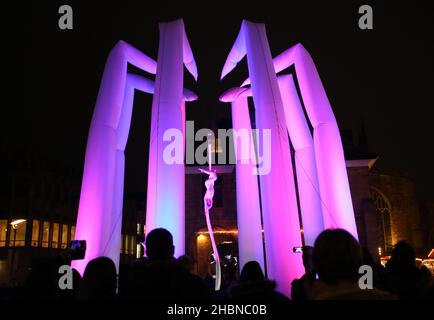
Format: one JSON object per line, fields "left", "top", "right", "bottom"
{"left": 291, "top": 246, "right": 315, "bottom": 300}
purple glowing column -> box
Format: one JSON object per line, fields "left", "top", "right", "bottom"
{"left": 242, "top": 44, "right": 358, "bottom": 239}
{"left": 295, "top": 46, "right": 357, "bottom": 235}
{"left": 244, "top": 22, "right": 303, "bottom": 295}
{"left": 278, "top": 75, "right": 324, "bottom": 246}
{"left": 146, "top": 19, "right": 197, "bottom": 257}
{"left": 73, "top": 42, "right": 157, "bottom": 275}
{"left": 220, "top": 88, "right": 265, "bottom": 272}
{"left": 279, "top": 45, "right": 357, "bottom": 236}
{"left": 105, "top": 75, "right": 155, "bottom": 272}
{"left": 222, "top": 21, "right": 304, "bottom": 296}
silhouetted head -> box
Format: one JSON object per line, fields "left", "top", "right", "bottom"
{"left": 388, "top": 240, "right": 416, "bottom": 269}
{"left": 145, "top": 228, "right": 174, "bottom": 261}
{"left": 313, "top": 229, "right": 362, "bottom": 285}
{"left": 239, "top": 261, "right": 265, "bottom": 283}
{"left": 177, "top": 255, "right": 195, "bottom": 273}
{"left": 302, "top": 246, "right": 313, "bottom": 273}
{"left": 79, "top": 257, "right": 117, "bottom": 300}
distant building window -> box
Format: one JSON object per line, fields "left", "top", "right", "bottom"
{"left": 371, "top": 188, "right": 393, "bottom": 254}
{"left": 136, "top": 244, "right": 142, "bottom": 259}
{"left": 61, "top": 225, "right": 68, "bottom": 249}
{"left": 52, "top": 223, "right": 60, "bottom": 248}
{"left": 121, "top": 234, "right": 126, "bottom": 254}
{"left": 42, "top": 221, "right": 50, "bottom": 248}
{"left": 0, "top": 220, "right": 7, "bottom": 247}
{"left": 70, "top": 226, "right": 76, "bottom": 241}
{"left": 31, "top": 220, "right": 40, "bottom": 247}
{"left": 129, "top": 235, "right": 135, "bottom": 255}
{"left": 212, "top": 138, "right": 223, "bottom": 153}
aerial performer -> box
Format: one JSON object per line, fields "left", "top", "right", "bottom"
{"left": 199, "top": 136, "right": 221, "bottom": 291}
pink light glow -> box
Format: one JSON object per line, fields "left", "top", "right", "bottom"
{"left": 221, "top": 21, "right": 304, "bottom": 297}
{"left": 226, "top": 30, "right": 358, "bottom": 240}
{"left": 145, "top": 19, "right": 197, "bottom": 258}
{"left": 220, "top": 20, "right": 358, "bottom": 297}
{"left": 224, "top": 92, "right": 265, "bottom": 272}
{"left": 278, "top": 75, "right": 324, "bottom": 246}
{"left": 74, "top": 19, "right": 357, "bottom": 299}
{"left": 73, "top": 20, "right": 197, "bottom": 275}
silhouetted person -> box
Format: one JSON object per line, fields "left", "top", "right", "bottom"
{"left": 385, "top": 240, "right": 432, "bottom": 299}
{"left": 361, "top": 246, "right": 391, "bottom": 292}
{"left": 146, "top": 228, "right": 175, "bottom": 260}
{"left": 203, "top": 264, "right": 217, "bottom": 294}
{"left": 177, "top": 255, "right": 195, "bottom": 274}
{"left": 218, "top": 264, "right": 238, "bottom": 300}
{"left": 239, "top": 261, "right": 265, "bottom": 282}
{"left": 291, "top": 246, "right": 316, "bottom": 300}
{"left": 124, "top": 228, "right": 211, "bottom": 301}
{"left": 78, "top": 257, "right": 117, "bottom": 300}
{"left": 311, "top": 229, "right": 394, "bottom": 300}
{"left": 230, "top": 261, "right": 290, "bottom": 302}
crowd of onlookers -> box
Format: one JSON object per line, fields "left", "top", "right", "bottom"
{"left": 1, "top": 228, "right": 433, "bottom": 300}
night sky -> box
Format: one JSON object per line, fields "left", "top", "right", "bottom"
{"left": 6, "top": 1, "right": 434, "bottom": 200}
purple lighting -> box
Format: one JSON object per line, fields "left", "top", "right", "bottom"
{"left": 221, "top": 21, "right": 305, "bottom": 297}
{"left": 220, "top": 20, "right": 358, "bottom": 297}
{"left": 74, "top": 19, "right": 357, "bottom": 299}
{"left": 73, "top": 20, "right": 197, "bottom": 275}
{"left": 145, "top": 19, "right": 197, "bottom": 259}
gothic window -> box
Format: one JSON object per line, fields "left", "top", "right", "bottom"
{"left": 370, "top": 188, "right": 393, "bottom": 255}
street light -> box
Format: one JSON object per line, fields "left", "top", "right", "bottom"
{"left": 10, "top": 219, "right": 26, "bottom": 282}
{"left": 11, "top": 219, "right": 26, "bottom": 228}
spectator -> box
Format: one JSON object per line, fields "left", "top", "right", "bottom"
{"left": 230, "top": 261, "right": 290, "bottom": 302}
{"left": 311, "top": 229, "right": 394, "bottom": 300}
{"left": 219, "top": 263, "right": 238, "bottom": 300}
{"left": 177, "top": 255, "right": 195, "bottom": 274}
{"left": 123, "top": 228, "right": 211, "bottom": 301}
{"left": 385, "top": 240, "right": 432, "bottom": 299}
{"left": 291, "top": 246, "right": 315, "bottom": 300}
{"left": 361, "top": 246, "right": 392, "bottom": 292}
{"left": 78, "top": 257, "right": 117, "bottom": 300}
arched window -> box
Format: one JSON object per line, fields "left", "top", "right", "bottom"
{"left": 370, "top": 188, "right": 393, "bottom": 255}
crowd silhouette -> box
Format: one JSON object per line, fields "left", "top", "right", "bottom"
{"left": 2, "top": 228, "right": 433, "bottom": 301}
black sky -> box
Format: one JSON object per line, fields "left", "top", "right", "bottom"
{"left": 6, "top": 1, "right": 434, "bottom": 199}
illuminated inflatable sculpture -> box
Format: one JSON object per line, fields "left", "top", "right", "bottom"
{"left": 220, "top": 20, "right": 358, "bottom": 296}
{"left": 73, "top": 18, "right": 358, "bottom": 298}
{"left": 72, "top": 19, "right": 197, "bottom": 275}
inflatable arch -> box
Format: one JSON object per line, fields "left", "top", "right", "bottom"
{"left": 220, "top": 20, "right": 358, "bottom": 296}
{"left": 72, "top": 19, "right": 197, "bottom": 275}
